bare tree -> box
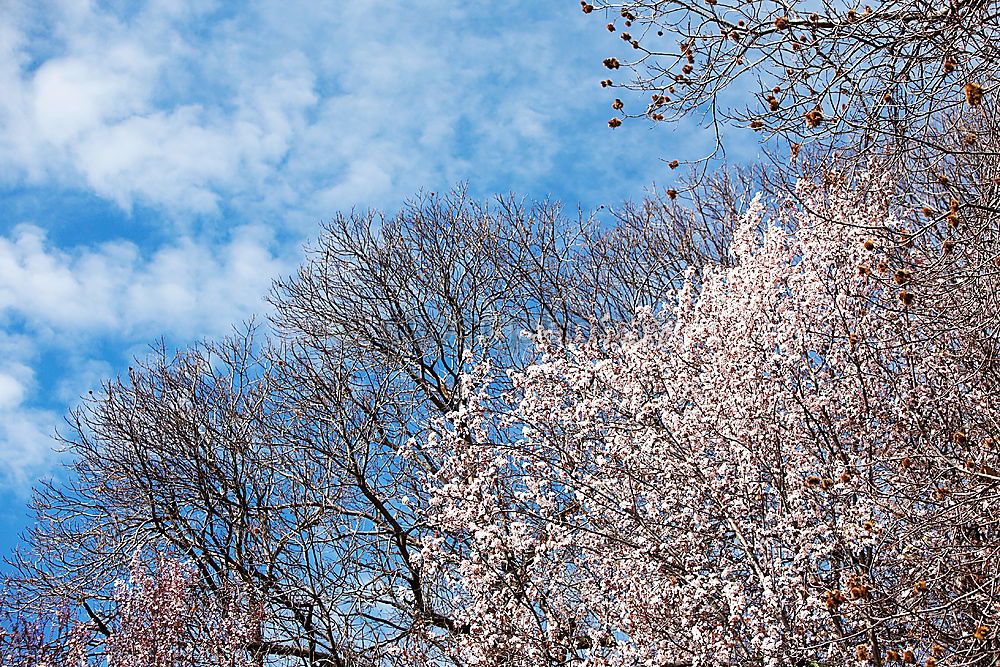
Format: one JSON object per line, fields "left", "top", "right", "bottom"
{"left": 584, "top": 0, "right": 1000, "bottom": 195}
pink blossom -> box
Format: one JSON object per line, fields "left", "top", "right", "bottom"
{"left": 420, "top": 177, "right": 1000, "bottom": 667}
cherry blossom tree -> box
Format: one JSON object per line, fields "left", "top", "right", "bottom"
{"left": 2, "top": 553, "right": 261, "bottom": 667}
{"left": 418, "top": 174, "right": 1000, "bottom": 667}
{"left": 0, "top": 587, "right": 91, "bottom": 667}
{"left": 106, "top": 554, "right": 263, "bottom": 667}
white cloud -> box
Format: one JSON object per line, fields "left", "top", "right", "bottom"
{"left": 0, "top": 1, "right": 322, "bottom": 214}
{"left": 0, "top": 0, "right": 699, "bottom": 219}
{"left": 0, "top": 223, "right": 294, "bottom": 339}
{"left": 0, "top": 337, "right": 58, "bottom": 487}
{"left": 0, "top": 403, "right": 60, "bottom": 489}
{"left": 32, "top": 45, "right": 157, "bottom": 145}
{"left": 0, "top": 223, "right": 297, "bottom": 488}
{"left": 0, "top": 373, "right": 26, "bottom": 409}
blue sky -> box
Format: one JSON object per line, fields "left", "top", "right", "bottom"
{"left": 0, "top": 0, "right": 746, "bottom": 558}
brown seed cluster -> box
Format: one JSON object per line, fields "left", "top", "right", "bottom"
{"left": 965, "top": 82, "right": 984, "bottom": 106}
{"left": 604, "top": 57, "right": 621, "bottom": 70}
{"left": 608, "top": 117, "right": 622, "bottom": 128}
{"left": 581, "top": 1, "right": 594, "bottom": 13}
{"left": 804, "top": 107, "right": 824, "bottom": 127}
{"left": 612, "top": 98, "right": 624, "bottom": 110}
{"left": 825, "top": 589, "right": 847, "bottom": 610}
{"left": 850, "top": 584, "right": 870, "bottom": 599}
{"left": 806, "top": 475, "right": 834, "bottom": 490}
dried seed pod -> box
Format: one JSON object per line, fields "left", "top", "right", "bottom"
{"left": 965, "top": 82, "right": 985, "bottom": 106}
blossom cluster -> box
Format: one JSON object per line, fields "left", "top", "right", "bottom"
{"left": 419, "top": 177, "right": 1000, "bottom": 667}
{"left": 2, "top": 554, "right": 262, "bottom": 667}
{"left": 108, "top": 555, "right": 263, "bottom": 667}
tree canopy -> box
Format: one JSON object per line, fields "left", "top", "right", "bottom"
{"left": 4, "top": 2, "right": 1000, "bottom": 667}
